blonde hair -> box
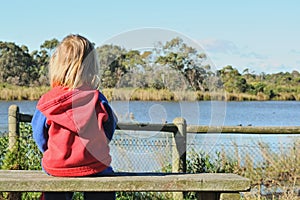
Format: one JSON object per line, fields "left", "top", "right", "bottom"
{"left": 49, "top": 34, "right": 100, "bottom": 89}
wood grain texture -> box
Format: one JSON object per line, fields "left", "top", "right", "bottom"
{"left": 0, "top": 170, "right": 250, "bottom": 192}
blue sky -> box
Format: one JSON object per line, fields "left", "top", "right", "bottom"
{"left": 1, "top": 0, "right": 300, "bottom": 73}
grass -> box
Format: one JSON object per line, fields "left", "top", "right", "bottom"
{"left": 0, "top": 84, "right": 49, "bottom": 101}
{"left": 0, "top": 84, "right": 299, "bottom": 101}
{"left": 220, "top": 140, "right": 300, "bottom": 200}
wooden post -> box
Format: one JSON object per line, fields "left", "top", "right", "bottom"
{"left": 8, "top": 105, "right": 19, "bottom": 151}
{"left": 8, "top": 105, "right": 22, "bottom": 200}
{"left": 172, "top": 117, "right": 187, "bottom": 173}
{"left": 172, "top": 117, "right": 187, "bottom": 200}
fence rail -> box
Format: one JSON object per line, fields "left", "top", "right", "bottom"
{"left": 9, "top": 105, "right": 300, "bottom": 135}
{"left": 187, "top": 125, "right": 300, "bottom": 134}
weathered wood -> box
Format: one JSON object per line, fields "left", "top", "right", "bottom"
{"left": 7, "top": 105, "right": 21, "bottom": 200}
{"left": 187, "top": 125, "right": 300, "bottom": 134}
{"left": 172, "top": 117, "right": 187, "bottom": 173}
{"left": 18, "top": 113, "right": 33, "bottom": 123}
{"left": 0, "top": 170, "right": 250, "bottom": 193}
{"left": 18, "top": 112, "right": 179, "bottom": 133}
{"left": 172, "top": 118, "right": 187, "bottom": 199}
{"left": 117, "top": 122, "right": 178, "bottom": 133}
{"left": 8, "top": 105, "right": 19, "bottom": 150}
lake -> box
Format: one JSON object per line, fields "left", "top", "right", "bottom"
{"left": 1, "top": 100, "right": 300, "bottom": 132}
{"left": 0, "top": 100, "right": 299, "bottom": 171}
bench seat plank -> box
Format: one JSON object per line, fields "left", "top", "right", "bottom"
{"left": 0, "top": 170, "right": 250, "bottom": 192}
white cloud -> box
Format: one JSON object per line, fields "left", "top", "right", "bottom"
{"left": 240, "top": 52, "right": 268, "bottom": 60}
{"left": 200, "top": 39, "right": 239, "bottom": 54}
{"left": 198, "top": 38, "right": 299, "bottom": 73}
{"left": 290, "top": 49, "right": 300, "bottom": 54}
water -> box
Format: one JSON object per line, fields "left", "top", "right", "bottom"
{"left": 0, "top": 101, "right": 37, "bottom": 133}
{"left": 110, "top": 100, "right": 300, "bottom": 126}
{"left": 110, "top": 100, "right": 300, "bottom": 167}
{"left": 1, "top": 101, "right": 300, "bottom": 133}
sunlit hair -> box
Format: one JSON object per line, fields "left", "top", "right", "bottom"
{"left": 49, "top": 34, "right": 100, "bottom": 89}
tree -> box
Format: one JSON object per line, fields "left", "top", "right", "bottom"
{"left": 96, "top": 44, "right": 126, "bottom": 88}
{"left": 40, "top": 38, "right": 59, "bottom": 54}
{"left": 0, "top": 42, "right": 37, "bottom": 86}
{"left": 217, "top": 65, "right": 250, "bottom": 93}
{"left": 31, "top": 38, "right": 59, "bottom": 85}
{"left": 155, "top": 37, "right": 211, "bottom": 91}
{"left": 96, "top": 44, "right": 148, "bottom": 88}
{"left": 113, "top": 50, "right": 146, "bottom": 88}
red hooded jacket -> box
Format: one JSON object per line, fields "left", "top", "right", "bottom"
{"left": 32, "top": 86, "right": 117, "bottom": 177}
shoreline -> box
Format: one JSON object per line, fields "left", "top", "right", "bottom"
{"left": 0, "top": 86, "right": 299, "bottom": 101}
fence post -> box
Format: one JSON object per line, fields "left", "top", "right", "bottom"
{"left": 8, "top": 105, "right": 19, "bottom": 150}
{"left": 8, "top": 105, "right": 22, "bottom": 200}
{"left": 172, "top": 117, "right": 187, "bottom": 173}
{"left": 172, "top": 117, "right": 187, "bottom": 200}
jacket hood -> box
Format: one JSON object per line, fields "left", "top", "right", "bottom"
{"left": 37, "top": 86, "right": 104, "bottom": 133}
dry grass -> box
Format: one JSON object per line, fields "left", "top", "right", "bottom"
{"left": 0, "top": 85, "right": 50, "bottom": 100}
{"left": 1, "top": 84, "right": 299, "bottom": 102}
{"left": 223, "top": 140, "right": 300, "bottom": 200}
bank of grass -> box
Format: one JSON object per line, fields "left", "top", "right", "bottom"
{"left": 0, "top": 84, "right": 299, "bottom": 101}
{"left": 103, "top": 88, "right": 300, "bottom": 101}
{"left": 0, "top": 84, "right": 50, "bottom": 101}
{"left": 102, "top": 88, "right": 201, "bottom": 101}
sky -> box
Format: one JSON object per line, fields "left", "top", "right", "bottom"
{"left": 1, "top": 0, "right": 300, "bottom": 74}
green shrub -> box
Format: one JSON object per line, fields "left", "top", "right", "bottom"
{"left": 0, "top": 123, "right": 42, "bottom": 199}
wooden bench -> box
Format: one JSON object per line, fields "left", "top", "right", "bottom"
{"left": 4, "top": 105, "right": 251, "bottom": 199}
{"left": 0, "top": 170, "right": 250, "bottom": 200}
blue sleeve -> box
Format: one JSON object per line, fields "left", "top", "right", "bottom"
{"left": 99, "top": 92, "right": 118, "bottom": 141}
{"left": 31, "top": 109, "right": 49, "bottom": 153}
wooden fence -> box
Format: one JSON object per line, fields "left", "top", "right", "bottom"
{"left": 7, "top": 104, "right": 300, "bottom": 174}
{"left": 8, "top": 105, "right": 188, "bottom": 174}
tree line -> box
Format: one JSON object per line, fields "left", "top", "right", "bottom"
{"left": 0, "top": 37, "right": 299, "bottom": 100}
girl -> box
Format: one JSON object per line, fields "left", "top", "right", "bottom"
{"left": 32, "top": 34, "right": 117, "bottom": 200}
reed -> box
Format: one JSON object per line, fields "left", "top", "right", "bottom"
{"left": 256, "top": 92, "right": 270, "bottom": 101}
{"left": 273, "top": 92, "right": 297, "bottom": 101}
{"left": 186, "top": 141, "right": 299, "bottom": 199}
{"left": 0, "top": 84, "right": 299, "bottom": 102}
{"left": 0, "top": 85, "right": 50, "bottom": 101}
{"left": 223, "top": 140, "right": 300, "bottom": 200}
